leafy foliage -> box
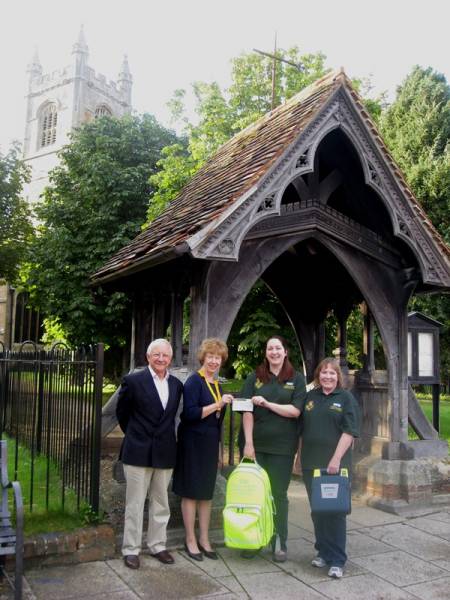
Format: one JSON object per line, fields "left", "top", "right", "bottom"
{"left": 380, "top": 66, "right": 450, "bottom": 243}
{"left": 27, "top": 114, "right": 177, "bottom": 346}
{"left": 226, "top": 282, "right": 303, "bottom": 379}
{"left": 380, "top": 66, "right": 450, "bottom": 378}
{"left": 0, "top": 142, "right": 32, "bottom": 282}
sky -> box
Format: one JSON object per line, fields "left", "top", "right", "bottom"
{"left": 1, "top": 0, "right": 449, "bottom": 151}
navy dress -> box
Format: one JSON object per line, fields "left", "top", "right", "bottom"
{"left": 172, "top": 372, "right": 225, "bottom": 500}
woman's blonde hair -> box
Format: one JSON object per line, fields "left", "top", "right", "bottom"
{"left": 313, "top": 357, "right": 344, "bottom": 388}
{"left": 197, "top": 338, "right": 228, "bottom": 364}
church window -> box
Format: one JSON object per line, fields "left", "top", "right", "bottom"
{"left": 40, "top": 104, "right": 58, "bottom": 148}
{"left": 95, "top": 104, "right": 112, "bottom": 117}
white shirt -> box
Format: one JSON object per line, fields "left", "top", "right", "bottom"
{"left": 148, "top": 366, "right": 170, "bottom": 410}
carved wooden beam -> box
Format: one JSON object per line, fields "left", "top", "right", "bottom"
{"left": 247, "top": 200, "right": 402, "bottom": 269}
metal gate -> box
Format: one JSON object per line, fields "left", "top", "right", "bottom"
{"left": 0, "top": 341, "right": 104, "bottom": 513}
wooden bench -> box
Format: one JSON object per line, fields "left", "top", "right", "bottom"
{"left": 0, "top": 440, "right": 24, "bottom": 600}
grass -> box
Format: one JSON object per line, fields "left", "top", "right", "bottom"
{"left": 2, "top": 380, "right": 122, "bottom": 536}
{"left": 5, "top": 437, "right": 92, "bottom": 536}
{"left": 102, "top": 382, "right": 117, "bottom": 405}
{"left": 221, "top": 379, "right": 243, "bottom": 393}
{"left": 409, "top": 395, "right": 450, "bottom": 444}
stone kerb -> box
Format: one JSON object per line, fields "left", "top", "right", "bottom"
{"left": 6, "top": 524, "right": 115, "bottom": 570}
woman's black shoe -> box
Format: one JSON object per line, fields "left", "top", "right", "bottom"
{"left": 184, "top": 542, "right": 203, "bottom": 561}
{"left": 198, "top": 542, "right": 218, "bottom": 560}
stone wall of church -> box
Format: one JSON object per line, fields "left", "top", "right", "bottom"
{"left": 23, "top": 34, "right": 132, "bottom": 205}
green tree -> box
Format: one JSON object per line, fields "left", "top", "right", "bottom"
{"left": 0, "top": 142, "right": 32, "bottom": 282}
{"left": 229, "top": 48, "right": 329, "bottom": 130}
{"left": 380, "top": 66, "right": 450, "bottom": 377}
{"left": 27, "top": 114, "right": 177, "bottom": 347}
{"left": 380, "top": 66, "right": 449, "bottom": 242}
{"left": 226, "top": 282, "right": 303, "bottom": 379}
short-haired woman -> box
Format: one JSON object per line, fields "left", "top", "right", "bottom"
{"left": 301, "top": 357, "right": 360, "bottom": 579}
{"left": 242, "top": 335, "right": 306, "bottom": 562}
{"left": 172, "top": 338, "right": 233, "bottom": 561}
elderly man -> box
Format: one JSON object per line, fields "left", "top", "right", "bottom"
{"left": 116, "top": 338, "right": 183, "bottom": 568}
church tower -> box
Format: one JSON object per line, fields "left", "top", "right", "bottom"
{"left": 22, "top": 26, "right": 133, "bottom": 204}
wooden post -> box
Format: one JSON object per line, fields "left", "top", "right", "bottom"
{"left": 432, "top": 383, "right": 440, "bottom": 433}
{"left": 171, "top": 292, "right": 184, "bottom": 367}
{"left": 132, "top": 293, "right": 154, "bottom": 368}
{"left": 362, "top": 302, "right": 375, "bottom": 374}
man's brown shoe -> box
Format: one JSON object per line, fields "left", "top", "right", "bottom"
{"left": 150, "top": 550, "right": 174, "bottom": 564}
{"left": 124, "top": 555, "right": 140, "bottom": 569}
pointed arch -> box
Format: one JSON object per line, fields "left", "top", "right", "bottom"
{"left": 95, "top": 104, "right": 112, "bottom": 118}
{"left": 38, "top": 102, "right": 58, "bottom": 149}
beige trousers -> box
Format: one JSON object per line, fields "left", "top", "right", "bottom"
{"left": 122, "top": 463, "right": 172, "bottom": 556}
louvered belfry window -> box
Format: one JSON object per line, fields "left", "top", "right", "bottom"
{"left": 40, "top": 104, "right": 58, "bottom": 147}
{"left": 95, "top": 104, "right": 112, "bottom": 117}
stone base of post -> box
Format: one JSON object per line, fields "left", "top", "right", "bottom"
{"left": 353, "top": 453, "right": 450, "bottom": 515}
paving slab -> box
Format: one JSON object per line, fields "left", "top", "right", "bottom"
{"left": 351, "top": 550, "right": 448, "bottom": 586}
{"left": 431, "top": 558, "right": 450, "bottom": 572}
{"left": 404, "top": 575, "right": 450, "bottom": 600}
{"left": 16, "top": 487, "right": 450, "bottom": 600}
{"left": 107, "top": 554, "right": 227, "bottom": 599}
{"left": 287, "top": 506, "right": 315, "bottom": 533}
{"left": 82, "top": 592, "right": 141, "bottom": 600}
{"left": 311, "top": 572, "right": 418, "bottom": 600}
{"left": 181, "top": 552, "right": 233, "bottom": 578}
{"left": 217, "top": 547, "right": 279, "bottom": 577}
{"left": 271, "top": 537, "right": 366, "bottom": 585}
{"left": 407, "top": 515, "right": 450, "bottom": 540}
{"left": 237, "top": 571, "right": 327, "bottom": 600}
{"left": 426, "top": 510, "right": 450, "bottom": 524}
{"left": 349, "top": 505, "right": 404, "bottom": 527}
{"left": 202, "top": 594, "right": 243, "bottom": 599}
{"left": 359, "top": 522, "right": 450, "bottom": 560}
{"left": 286, "top": 522, "right": 314, "bottom": 542}
{"left": 25, "top": 561, "right": 128, "bottom": 599}
{"left": 345, "top": 517, "right": 366, "bottom": 531}
{"left": 215, "top": 575, "right": 248, "bottom": 597}
{"left": 346, "top": 530, "right": 394, "bottom": 557}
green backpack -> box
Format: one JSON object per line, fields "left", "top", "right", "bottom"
{"left": 223, "top": 458, "right": 274, "bottom": 549}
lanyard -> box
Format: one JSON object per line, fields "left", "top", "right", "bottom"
{"left": 198, "top": 369, "right": 221, "bottom": 413}
{"left": 199, "top": 369, "right": 221, "bottom": 403}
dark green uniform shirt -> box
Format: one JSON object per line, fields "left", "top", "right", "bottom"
{"left": 241, "top": 371, "right": 306, "bottom": 456}
{"left": 300, "top": 387, "right": 360, "bottom": 470}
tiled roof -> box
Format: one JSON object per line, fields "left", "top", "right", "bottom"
{"left": 92, "top": 69, "right": 449, "bottom": 283}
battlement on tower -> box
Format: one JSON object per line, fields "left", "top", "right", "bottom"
{"left": 29, "top": 63, "right": 129, "bottom": 103}
{"left": 85, "top": 67, "right": 129, "bottom": 101}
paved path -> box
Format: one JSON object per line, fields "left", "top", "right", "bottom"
{"left": 5, "top": 480, "right": 450, "bottom": 599}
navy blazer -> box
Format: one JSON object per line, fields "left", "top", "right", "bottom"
{"left": 116, "top": 367, "right": 183, "bottom": 468}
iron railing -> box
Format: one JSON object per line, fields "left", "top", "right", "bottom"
{"left": 0, "top": 341, "right": 104, "bottom": 513}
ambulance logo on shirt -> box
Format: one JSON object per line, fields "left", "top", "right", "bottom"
{"left": 330, "top": 402, "right": 342, "bottom": 412}
{"left": 305, "top": 400, "right": 314, "bottom": 411}
{"left": 255, "top": 378, "right": 263, "bottom": 389}
{"left": 283, "top": 382, "right": 294, "bottom": 389}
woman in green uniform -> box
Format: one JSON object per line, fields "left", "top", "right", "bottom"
{"left": 242, "top": 336, "right": 306, "bottom": 562}
{"left": 301, "top": 357, "right": 360, "bottom": 579}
